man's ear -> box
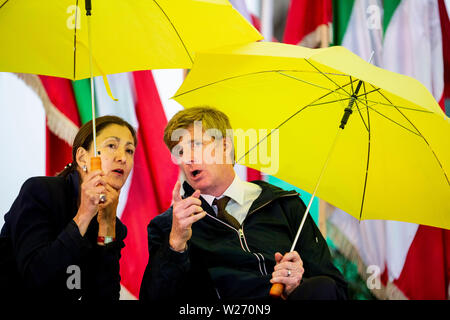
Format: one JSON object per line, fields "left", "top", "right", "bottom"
{"left": 75, "top": 147, "right": 89, "bottom": 169}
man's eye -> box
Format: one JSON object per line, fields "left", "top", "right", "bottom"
{"left": 107, "top": 143, "right": 117, "bottom": 149}
{"left": 172, "top": 146, "right": 183, "bottom": 157}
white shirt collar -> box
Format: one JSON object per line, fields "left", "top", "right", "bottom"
{"left": 201, "top": 173, "right": 245, "bottom": 207}
{"left": 222, "top": 174, "right": 245, "bottom": 206}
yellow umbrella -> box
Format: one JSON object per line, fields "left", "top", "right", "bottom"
{"left": 174, "top": 41, "right": 450, "bottom": 297}
{"left": 0, "top": 0, "right": 261, "bottom": 171}
{"left": 174, "top": 41, "right": 450, "bottom": 229}
{"left": 0, "top": 0, "right": 262, "bottom": 79}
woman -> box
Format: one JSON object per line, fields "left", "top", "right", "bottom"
{"left": 0, "top": 115, "right": 137, "bottom": 300}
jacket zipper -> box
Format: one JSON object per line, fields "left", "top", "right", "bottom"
{"left": 206, "top": 213, "right": 266, "bottom": 275}
{"left": 206, "top": 213, "right": 247, "bottom": 252}
{"left": 242, "top": 192, "right": 299, "bottom": 276}
{"left": 206, "top": 191, "right": 299, "bottom": 277}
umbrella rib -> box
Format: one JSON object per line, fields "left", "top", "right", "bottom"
{"left": 357, "top": 83, "right": 372, "bottom": 220}
{"left": 277, "top": 72, "right": 351, "bottom": 98}
{"left": 0, "top": 0, "right": 9, "bottom": 9}
{"left": 358, "top": 97, "right": 433, "bottom": 114}
{"left": 309, "top": 97, "right": 352, "bottom": 107}
{"left": 356, "top": 87, "right": 381, "bottom": 97}
{"left": 174, "top": 70, "right": 356, "bottom": 99}
{"left": 152, "top": 0, "right": 193, "bottom": 64}
{"left": 174, "top": 70, "right": 281, "bottom": 98}
{"left": 305, "top": 59, "right": 351, "bottom": 96}
{"left": 363, "top": 84, "right": 434, "bottom": 114}
{"left": 371, "top": 83, "right": 436, "bottom": 115}
{"left": 355, "top": 100, "right": 369, "bottom": 132}
{"left": 286, "top": 70, "right": 350, "bottom": 77}
{"left": 372, "top": 87, "right": 450, "bottom": 186}
{"left": 365, "top": 105, "right": 421, "bottom": 137}
{"left": 237, "top": 85, "right": 354, "bottom": 163}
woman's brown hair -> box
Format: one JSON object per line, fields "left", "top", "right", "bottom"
{"left": 57, "top": 115, "right": 137, "bottom": 177}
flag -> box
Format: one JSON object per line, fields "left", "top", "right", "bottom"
{"left": 283, "top": 0, "right": 332, "bottom": 47}
{"left": 38, "top": 76, "right": 81, "bottom": 176}
{"left": 381, "top": 0, "right": 449, "bottom": 299}
{"left": 328, "top": 0, "right": 449, "bottom": 299}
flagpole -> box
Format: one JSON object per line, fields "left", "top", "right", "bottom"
{"left": 261, "top": 0, "right": 273, "bottom": 42}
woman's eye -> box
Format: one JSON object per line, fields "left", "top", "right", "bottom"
{"left": 127, "top": 149, "right": 135, "bottom": 155}
{"left": 107, "top": 143, "right": 117, "bottom": 149}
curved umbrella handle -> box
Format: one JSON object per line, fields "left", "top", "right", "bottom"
{"left": 269, "top": 283, "right": 285, "bottom": 298}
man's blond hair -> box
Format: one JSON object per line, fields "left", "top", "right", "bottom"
{"left": 164, "top": 106, "right": 234, "bottom": 161}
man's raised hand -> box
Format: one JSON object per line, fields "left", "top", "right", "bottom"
{"left": 169, "top": 181, "right": 206, "bottom": 252}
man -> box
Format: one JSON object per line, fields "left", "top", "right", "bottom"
{"left": 140, "top": 107, "right": 347, "bottom": 301}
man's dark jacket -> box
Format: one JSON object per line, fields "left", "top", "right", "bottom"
{"left": 140, "top": 181, "right": 347, "bottom": 301}
{"left": 0, "top": 171, "right": 127, "bottom": 301}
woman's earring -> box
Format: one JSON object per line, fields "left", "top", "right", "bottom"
{"left": 82, "top": 165, "right": 87, "bottom": 172}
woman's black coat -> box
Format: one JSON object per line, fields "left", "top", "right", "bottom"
{"left": 0, "top": 171, "right": 127, "bottom": 301}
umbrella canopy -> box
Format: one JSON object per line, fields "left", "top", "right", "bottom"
{"left": 173, "top": 42, "right": 450, "bottom": 230}
{"left": 0, "top": 0, "right": 262, "bottom": 80}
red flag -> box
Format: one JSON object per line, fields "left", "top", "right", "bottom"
{"left": 393, "top": 226, "right": 450, "bottom": 299}
{"left": 38, "top": 76, "right": 81, "bottom": 176}
{"left": 119, "top": 71, "right": 179, "bottom": 297}
{"left": 283, "top": 0, "right": 332, "bottom": 47}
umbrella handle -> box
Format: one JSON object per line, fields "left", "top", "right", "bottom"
{"left": 90, "top": 156, "right": 102, "bottom": 171}
{"left": 90, "top": 157, "right": 106, "bottom": 204}
{"left": 269, "top": 283, "right": 285, "bottom": 298}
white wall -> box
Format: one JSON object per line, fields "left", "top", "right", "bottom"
{"left": 0, "top": 73, "right": 46, "bottom": 229}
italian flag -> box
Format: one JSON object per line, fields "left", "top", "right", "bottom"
{"left": 327, "top": 0, "right": 450, "bottom": 299}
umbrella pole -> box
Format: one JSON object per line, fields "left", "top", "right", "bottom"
{"left": 269, "top": 128, "right": 343, "bottom": 298}
{"left": 270, "top": 80, "right": 364, "bottom": 298}
{"left": 85, "top": 0, "right": 102, "bottom": 173}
